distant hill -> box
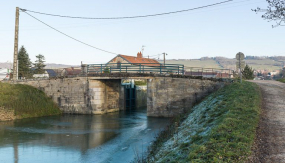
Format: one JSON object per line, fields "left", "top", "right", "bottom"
{"left": 0, "top": 62, "right": 12, "bottom": 69}
{"left": 162, "top": 56, "right": 285, "bottom": 72}
{"left": 0, "top": 62, "right": 79, "bottom": 69}
{"left": 45, "top": 63, "right": 79, "bottom": 69}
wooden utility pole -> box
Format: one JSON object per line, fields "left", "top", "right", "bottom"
{"left": 13, "top": 7, "right": 20, "bottom": 80}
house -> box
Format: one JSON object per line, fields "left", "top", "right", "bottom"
{"left": 61, "top": 67, "right": 81, "bottom": 76}
{"left": 45, "top": 69, "right": 58, "bottom": 78}
{"left": 107, "top": 52, "right": 161, "bottom": 67}
{"left": 33, "top": 70, "right": 49, "bottom": 79}
{"left": 0, "top": 68, "right": 10, "bottom": 80}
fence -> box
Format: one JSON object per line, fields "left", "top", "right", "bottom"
{"left": 184, "top": 67, "right": 233, "bottom": 79}
{"left": 86, "top": 63, "right": 185, "bottom": 75}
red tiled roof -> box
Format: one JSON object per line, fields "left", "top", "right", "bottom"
{"left": 64, "top": 68, "right": 81, "bottom": 75}
{"left": 119, "top": 55, "right": 161, "bottom": 66}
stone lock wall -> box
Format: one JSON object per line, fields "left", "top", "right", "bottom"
{"left": 5, "top": 76, "right": 225, "bottom": 117}
{"left": 12, "top": 78, "right": 123, "bottom": 114}
{"left": 147, "top": 77, "right": 224, "bottom": 117}
{"left": 136, "top": 85, "right": 147, "bottom": 109}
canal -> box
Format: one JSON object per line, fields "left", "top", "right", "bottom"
{"left": 0, "top": 109, "right": 170, "bottom": 163}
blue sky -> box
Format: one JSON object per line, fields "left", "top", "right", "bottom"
{"left": 1, "top": 0, "right": 284, "bottom": 65}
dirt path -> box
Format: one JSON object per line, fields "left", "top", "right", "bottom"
{"left": 250, "top": 80, "right": 285, "bottom": 163}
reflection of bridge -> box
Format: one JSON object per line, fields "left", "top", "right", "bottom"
{"left": 8, "top": 73, "right": 229, "bottom": 117}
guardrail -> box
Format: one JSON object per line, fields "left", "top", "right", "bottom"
{"left": 184, "top": 67, "right": 233, "bottom": 79}
{"left": 86, "top": 63, "right": 184, "bottom": 75}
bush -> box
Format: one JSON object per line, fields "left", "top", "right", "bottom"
{"left": 0, "top": 82, "right": 61, "bottom": 119}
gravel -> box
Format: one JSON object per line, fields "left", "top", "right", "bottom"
{"left": 249, "top": 80, "right": 285, "bottom": 162}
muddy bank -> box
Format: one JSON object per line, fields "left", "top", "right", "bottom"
{"left": 0, "top": 107, "right": 16, "bottom": 121}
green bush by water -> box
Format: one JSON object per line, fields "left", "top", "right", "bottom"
{"left": 0, "top": 82, "right": 61, "bottom": 119}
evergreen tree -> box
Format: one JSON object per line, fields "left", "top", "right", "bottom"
{"left": 18, "top": 46, "right": 32, "bottom": 79}
{"left": 34, "top": 54, "right": 46, "bottom": 74}
{"left": 242, "top": 65, "right": 255, "bottom": 80}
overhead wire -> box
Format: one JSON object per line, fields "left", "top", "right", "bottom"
{"left": 18, "top": 0, "right": 262, "bottom": 55}
{"left": 21, "top": 11, "right": 119, "bottom": 55}
{"left": 19, "top": 0, "right": 234, "bottom": 19}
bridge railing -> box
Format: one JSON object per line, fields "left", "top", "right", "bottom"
{"left": 184, "top": 67, "right": 233, "bottom": 79}
{"left": 86, "top": 63, "right": 185, "bottom": 75}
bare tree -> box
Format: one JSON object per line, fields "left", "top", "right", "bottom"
{"left": 253, "top": 0, "right": 285, "bottom": 27}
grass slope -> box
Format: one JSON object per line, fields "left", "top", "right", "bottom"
{"left": 149, "top": 82, "right": 261, "bottom": 162}
{"left": 0, "top": 82, "right": 61, "bottom": 119}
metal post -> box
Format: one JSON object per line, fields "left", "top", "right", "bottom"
{"left": 139, "top": 64, "right": 141, "bottom": 73}
{"left": 164, "top": 53, "right": 165, "bottom": 65}
{"left": 160, "top": 64, "right": 162, "bottom": 74}
{"left": 16, "top": 59, "right": 18, "bottom": 80}
{"left": 13, "top": 7, "right": 20, "bottom": 80}
{"left": 163, "top": 53, "right": 167, "bottom": 66}
{"left": 100, "top": 64, "right": 102, "bottom": 73}
{"left": 178, "top": 66, "right": 179, "bottom": 75}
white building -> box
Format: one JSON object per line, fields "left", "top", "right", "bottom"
{"left": 33, "top": 70, "right": 49, "bottom": 79}
{"left": 0, "top": 68, "right": 10, "bottom": 80}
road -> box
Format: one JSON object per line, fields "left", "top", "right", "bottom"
{"left": 250, "top": 80, "right": 285, "bottom": 162}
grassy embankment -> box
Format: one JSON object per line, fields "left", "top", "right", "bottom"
{"left": 146, "top": 81, "right": 261, "bottom": 162}
{"left": 277, "top": 78, "right": 285, "bottom": 83}
{"left": 0, "top": 82, "right": 61, "bottom": 120}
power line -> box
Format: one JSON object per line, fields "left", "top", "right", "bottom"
{"left": 20, "top": 0, "right": 233, "bottom": 20}
{"left": 21, "top": 11, "right": 118, "bottom": 55}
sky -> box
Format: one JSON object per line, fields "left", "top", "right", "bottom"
{"left": 1, "top": 0, "right": 285, "bottom": 65}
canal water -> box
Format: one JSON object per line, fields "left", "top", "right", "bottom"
{"left": 0, "top": 109, "right": 170, "bottom": 163}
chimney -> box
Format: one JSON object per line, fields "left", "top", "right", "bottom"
{"left": 137, "top": 51, "right": 142, "bottom": 58}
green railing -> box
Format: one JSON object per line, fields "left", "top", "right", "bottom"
{"left": 184, "top": 67, "right": 233, "bottom": 79}
{"left": 86, "top": 63, "right": 184, "bottom": 75}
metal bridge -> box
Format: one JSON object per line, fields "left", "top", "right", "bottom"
{"left": 85, "top": 63, "right": 185, "bottom": 74}
{"left": 83, "top": 63, "right": 233, "bottom": 79}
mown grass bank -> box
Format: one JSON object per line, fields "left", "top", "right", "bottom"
{"left": 277, "top": 78, "right": 285, "bottom": 83}
{"left": 146, "top": 81, "right": 261, "bottom": 162}
{"left": 0, "top": 82, "right": 61, "bottom": 121}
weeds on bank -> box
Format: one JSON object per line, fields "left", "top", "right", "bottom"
{"left": 277, "top": 78, "right": 285, "bottom": 83}
{"left": 0, "top": 82, "right": 61, "bottom": 119}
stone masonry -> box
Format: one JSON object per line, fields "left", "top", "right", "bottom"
{"left": 147, "top": 77, "right": 224, "bottom": 117}
{"left": 5, "top": 76, "right": 225, "bottom": 117}
{"left": 11, "top": 78, "right": 123, "bottom": 114}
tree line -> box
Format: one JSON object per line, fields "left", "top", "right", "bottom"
{"left": 16, "top": 46, "right": 46, "bottom": 79}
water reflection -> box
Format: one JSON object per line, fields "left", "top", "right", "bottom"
{"left": 0, "top": 109, "right": 169, "bottom": 163}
